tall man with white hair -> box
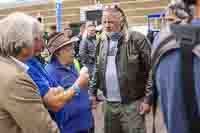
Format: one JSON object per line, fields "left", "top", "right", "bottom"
{"left": 91, "top": 6, "right": 151, "bottom": 133}
{"left": 0, "top": 12, "right": 59, "bottom": 133}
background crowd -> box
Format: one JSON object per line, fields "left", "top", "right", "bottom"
{"left": 0, "top": 0, "right": 199, "bottom": 133}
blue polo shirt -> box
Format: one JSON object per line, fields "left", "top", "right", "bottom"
{"left": 45, "top": 56, "right": 93, "bottom": 133}
{"left": 26, "top": 57, "right": 66, "bottom": 132}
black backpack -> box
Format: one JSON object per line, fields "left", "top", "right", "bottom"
{"left": 152, "top": 24, "right": 200, "bottom": 133}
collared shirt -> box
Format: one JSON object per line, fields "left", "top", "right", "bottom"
{"left": 45, "top": 56, "right": 93, "bottom": 133}
{"left": 10, "top": 56, "right": 29, "bottom": 72}
{"left": 154, "top": 20, "right": 200, "bottom": 133}
{"left": 26, "top": 57, "right": 65, "bottom": 132}
{"left": 26, "top": 57, "right": 58, "bottom": 97}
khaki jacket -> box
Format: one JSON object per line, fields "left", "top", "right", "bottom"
{"left": 92, "top": 30, "right": 151, "bottom": 104}
{"left": 0, "top": 56, "right": 60, "bottom": 133}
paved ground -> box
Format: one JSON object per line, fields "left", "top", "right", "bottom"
{"left": 92, "top": 102, "right": 167, "bottom": 133}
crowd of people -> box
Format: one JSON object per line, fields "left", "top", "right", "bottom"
{"left": 0, "top": 0, "right": 200, "bottom": 133}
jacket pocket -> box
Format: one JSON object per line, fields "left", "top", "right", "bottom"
{"left": 127, "top": 54, "right": 139, "bottom": 81}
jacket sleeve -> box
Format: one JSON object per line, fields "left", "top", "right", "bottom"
{"left": 144, "top": 69, "right": 153, "bottom": 105}
{"left": 79, "top": 39, "right": 88, "bottom": 65}
{"left": 5, "top": 72, "right": 60, "bottom": 133}
{"left": 90, "top": 39, "right": 101, "bottom": 97}
{"left": 133, "top": 31, "right": 153, "bottom": 105}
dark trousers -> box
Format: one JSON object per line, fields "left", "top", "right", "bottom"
{"left": 76, "top": 128, "right": 94, "bottom": 133}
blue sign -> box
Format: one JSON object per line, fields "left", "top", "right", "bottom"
{"left": 147, "top": 12, "right": 164, "bottom": 32}
{"left": 56, "top": 1, "right": 62, "bottom": 32}
{"left": 56, "top": 0, "right": 62, "bottom": 4}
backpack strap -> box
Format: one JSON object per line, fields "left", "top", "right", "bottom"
{"left": 152, "top": 24, "right": 200, "bottom": 133}
{"left": 151, "top": 33, "right": 175, "bottom": 133}
{"left": 171, "top": 24, "right": 200, "bottom": 133}
{"left": 151, "top": 34, "right": 175, "bottom": 66}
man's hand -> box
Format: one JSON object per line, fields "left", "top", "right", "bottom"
{"left": 139, "top": 102, "right": 151, "bottom": 115}
{"left": 75, "top": 67, "right": 89, "bottom": 88}
{"left": 43, "top": 87, "right": 65, "bottom": 112}
{"left": 90, "top": 96, "right": 98, "bottom": 110}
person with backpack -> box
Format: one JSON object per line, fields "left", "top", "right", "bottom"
{"left": 91, "top": 5, "right": 151, "bottom": 133}
{"left": 150, "top": 0, "right": 200, "bottom": 133}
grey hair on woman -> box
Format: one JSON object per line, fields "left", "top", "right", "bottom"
{"left": 0, "top": 12, "right": 43, "bottom": 57}
{"left": 165, "top": 1, "right": 194, "bottom": 24}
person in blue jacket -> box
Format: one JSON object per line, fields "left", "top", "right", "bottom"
{"left": 45, "top": 32, "right": 94, "bottom": 133}
{"left": 151, "top": 1, "right": 200, "bottom": 133}
{"left": 26, "top": 32, "right": 91, "bottom": 133}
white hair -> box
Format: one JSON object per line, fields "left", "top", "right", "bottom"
{"left": 0, "top": 12, "right": 43, "bottom": 57}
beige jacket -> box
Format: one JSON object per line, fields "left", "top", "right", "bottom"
{"left": 0, "top": 56, "right": 60, "bottom": 133}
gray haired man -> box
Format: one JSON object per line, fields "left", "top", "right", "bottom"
{"left": 0, "top": 12, "right": 59, "bottom": 133}
{"left": 92, "top": 6, "right": 151, "bottom": 133}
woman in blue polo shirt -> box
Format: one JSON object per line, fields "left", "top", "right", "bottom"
{"left": 45, "top": 32, "right": 93, "bottom": 133}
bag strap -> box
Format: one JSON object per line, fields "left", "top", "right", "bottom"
{"left": 178, "top": 31, "right": 200, "bottom": 133}
{"left": 151, "top": 34, "right": 175, "bottom": 133}
{"left": 152, "top": 23, "right": 200, "bottom": 133}
{"left": 151, "top": 34, "right": 175, "bottom": 66}
{"left": 171, "top": 24, "right": 200, "bottom": 132}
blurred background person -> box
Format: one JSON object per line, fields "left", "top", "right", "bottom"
{"left": 77, "top": 22, "right": 86, "bottom": 42}
{"left": 75, "top": 22, "right": 86, "bottom": 59}
{"left": 49, "top": 25, "right": 58, "bottom": 38}
{"left": 79, "top": 21, "right": 97, "bottom": 77}
{"left": 64, "top": 22, "right": 73, "bottom": 38}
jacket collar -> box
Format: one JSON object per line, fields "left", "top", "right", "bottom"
{"left": 10, "top": 56, "right": 29, "bottom": 72}
{"left": 0, "top": 56, "right": 27, "bottom": 72}
{"left": 101, "top": 32, "right": 125, "bottom": 46}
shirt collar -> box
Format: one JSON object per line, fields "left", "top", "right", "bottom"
{"left": 50, "top": 56, "right": 75, "bottom": 72}
{"left": 10, "top": 56, "right": 29, "bottom": 72}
